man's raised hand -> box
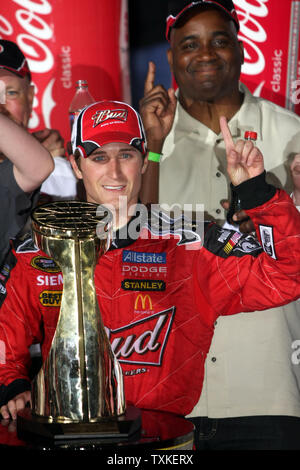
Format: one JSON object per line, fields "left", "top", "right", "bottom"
{"left": 139, "top": 61, "right": 176, "bottom": 153}
{"left": 220, "top": 116, "right": 264, "bottom": 186}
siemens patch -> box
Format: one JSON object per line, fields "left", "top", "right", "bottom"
{"left": 122, "top": 251, "right": 166, "bottom": 264}
{"left": 121, "top": 279, "right": 166, "bottom": 291}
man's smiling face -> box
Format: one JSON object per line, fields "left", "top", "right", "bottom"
{"left": 0, "top": 69, "right": 34, "bottom": 128}
{"left": 168, "top": 8, "right": 244, "bottom": 104}
{"left": 70, "top": 142, "right": 147, "bottom": 224}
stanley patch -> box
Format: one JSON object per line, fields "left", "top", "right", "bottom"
{"left": 31, "top": 256, "right": 60, "bottom": 273}
{"left": 121, "top": 279, "right": 166, "bottom": 292}
{"left": 39, "top": 290, "right": 62, "bottom": 307}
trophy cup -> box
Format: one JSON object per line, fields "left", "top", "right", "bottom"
{"left": 17, "top": 201, "right": 141, "bottom": 443}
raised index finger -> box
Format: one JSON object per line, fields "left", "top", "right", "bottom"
{"left": 144, "top": 61, "right": 156, "bottom": 94}
{"left": 219, "top": 116, "right": 235, "bottom": 152}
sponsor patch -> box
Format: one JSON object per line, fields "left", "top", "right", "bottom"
{"left": 39, "top": 290, "right": 62, "bottom": 307}
{"left": 122, "top": 265, "right": 167, "bottom": 277}
{"left": 36, "top": 274, "right": 64, "bottom": 286}
{"left": 122, "top": 251, "right": 166, "bottom": 264}
{"left": 121, "top": 279, "right": 166, "bottom": 291}
{"left": 217, "top": 229, "right": 231, "bottom": 243}
{"left": 235, "top": 236, "right": 261, "bottom": 254}
{"left": 31, "top": 256, "right": 60, "bottom": 273}
{"left": 134, "top": 294, "right": 154, "bottom": 313}
{"left": 105, "top": 307, "right": 175, "bottom": 366}
{"left": 259, "top": 225, "right": 276, "bottom": 259}
{"left": 223, "top": 232, "right": 242, "bottom": 255}
{"left": 124, "top": 368, "right": 148, "bottom": 376}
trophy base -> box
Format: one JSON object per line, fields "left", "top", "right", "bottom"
{"left": 17, "top": 406, "right": 141, "bottom": 443}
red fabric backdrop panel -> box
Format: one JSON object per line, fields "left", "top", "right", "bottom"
{"left": 0, "top": 0, "right": 130, "bottom": 141}
{"left": 234, "top": 0, "right": 300, "bottom": 115}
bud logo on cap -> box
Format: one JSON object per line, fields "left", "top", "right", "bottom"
{"left": 92, "top": 109, "right": 128, "bottom": 128}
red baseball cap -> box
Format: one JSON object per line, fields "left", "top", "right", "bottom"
{"left": 166, "top": 0, "right": 240, "bottom": 41}
{"left": 72, "top": 100, "right": 147, "bottom": 158}
{"left": 0, "top": 39, "right": 31, "bottom": 80}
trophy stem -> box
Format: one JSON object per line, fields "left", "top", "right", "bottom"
{"left": 74, "top": 238, "right": 89, "bottom": 421}
{"left": 32, "top": 234, "right": 125, "bottom": 423}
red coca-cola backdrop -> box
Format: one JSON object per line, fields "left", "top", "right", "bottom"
{"left": 234, "top": 0, "right": 300, "bottom": 115}
{"left": 0, "top": 0, "right": 130, "bottom": 141}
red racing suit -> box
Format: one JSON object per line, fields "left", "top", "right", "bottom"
{"left": 1, "top": 174, "right": 300, "bottom": 416}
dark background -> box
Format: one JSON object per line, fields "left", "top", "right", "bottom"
{"left": 128, "top": 0, "right": 172, "bottom": 109}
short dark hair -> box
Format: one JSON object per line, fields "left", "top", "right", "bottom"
{"left": 73, "top": 149, "right": 82, "bottom": 169}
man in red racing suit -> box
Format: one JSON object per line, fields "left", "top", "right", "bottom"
{"left": 1, "top": 101, "right": 300, "bottom": 422}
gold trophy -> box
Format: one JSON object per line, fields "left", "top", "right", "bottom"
{"left": 17, "top": 201, "right": 140, "bottom": 442}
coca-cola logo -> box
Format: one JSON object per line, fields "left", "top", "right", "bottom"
{"left": 105, "top": 307, "right": 175, "bottom": 366}
{"left": 234, "top": 0, "right": 300, "bottom": 106}
{"left": 0, "top": 0, "right": 56, "bottom": 128}
{"left": 234, "top": 0, "right": 268, "bottom": 77}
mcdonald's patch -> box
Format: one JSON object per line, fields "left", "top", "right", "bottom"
{"left": 134, "top": 294, "right": 154, "bottom": 313}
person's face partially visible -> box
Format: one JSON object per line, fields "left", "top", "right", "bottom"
{"left": 291, "top": 154, "right": 300, "bottom": 188}
{"left": 168, "top": 8, "right": 244, "bottom": 104}
{"left": 0, "top": 69, "right": 34, "bottom": 128}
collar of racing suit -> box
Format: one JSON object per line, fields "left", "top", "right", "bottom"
{"left": 110, "top": 204, "right": 147, "bottom": 250}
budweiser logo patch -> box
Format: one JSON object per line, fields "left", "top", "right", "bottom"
{"left": 92, "top": 109, "right": 128, "bottom": 127}
{"left": 105, "top": 307, "right": 175, "bottom": 366}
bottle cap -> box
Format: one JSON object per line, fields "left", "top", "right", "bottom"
{"left": 76, "top": 79, "right": 88, "bottom": 87}
{"left": 244, "top": 131, "right": 257, "bottom": 140}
